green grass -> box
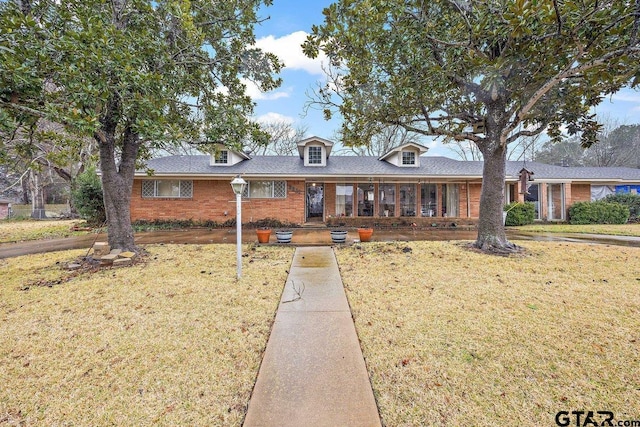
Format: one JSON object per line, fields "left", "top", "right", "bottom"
{"left": 514, "top": 223, "right": 640, "bottom": 237}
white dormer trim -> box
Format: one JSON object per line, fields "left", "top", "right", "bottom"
{"left": 379, "top": 142, "right": 429, "bottom": 167}
{"left": 209, "top": 144, "right": 251, "bottom": 166}
{"left": 297, "top": 136, "right": 334, "bottom": 167}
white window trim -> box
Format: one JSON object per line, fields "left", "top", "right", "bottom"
{"left": 401, "top": 150, "right": 417, "bottom": 166}
{"left": 214, "top": 150, "right": 229, "bottom": 164}
{"left": 304, "top": 145, "right": 326, "bottom": 166}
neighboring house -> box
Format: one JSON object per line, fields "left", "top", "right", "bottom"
{"left": 132, "top": 136, "right": 640, "bottom": 225}
{"left": 0, "top": 199, "right": 12, "bottom": 220}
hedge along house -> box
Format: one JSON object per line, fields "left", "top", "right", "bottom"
{"left": 131, "top": 136, "right": 640, "bottom": 226}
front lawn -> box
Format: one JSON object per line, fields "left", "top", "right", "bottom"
{"left": 0, "top": 244, "right": 293, "bottom": 425}
{"left": 336, "top": 241, "right": 640, "bottom": 426}
{"left": 0, "top": 219, "right": 89, "bottom": 243}
{"left": 514, "top": 223, "right": 640, "bottom": 237}
{"left": 3, "top": 239, "right": 639, "bottom": 425}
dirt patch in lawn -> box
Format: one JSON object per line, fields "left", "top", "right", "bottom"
{"left": 0, "top": 244, "right": 293, "bottom": 426}
{"left": 336, "top": 241, "right": 640, "bottom": 426}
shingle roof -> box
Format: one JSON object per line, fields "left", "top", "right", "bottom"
{"left": 138, "top": 155, "right": 640, "bottom": 182}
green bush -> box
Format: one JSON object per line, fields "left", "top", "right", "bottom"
{"left": 503, "top": 202, "right": 535, "bottom": 226}
{"left": 603, "top": 193, "right": 640, "bottom": 222}
{"left": 71, "top": 167, "right": 106, "bottom": 225}
{"left": 132, "top": 219, "right": 222, "bottom": 231}
{"left": 568, "top": 201, "right": 629, "bottom": 224}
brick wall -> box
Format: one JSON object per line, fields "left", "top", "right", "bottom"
{"left": 467, "top": 183, "right": 482, "bottom": 218}
{"left": 243, "top": 180, "right": 306, "bottom": 224}
{"left": 324, "top": 183, "right": 336, "bottom": 218}
{"left": 131, "top": 178, "right": 596, "bottom": 224}
{"left": 130, "top": 179, "right": 306, "bottom": 224}
{"left": 569, "top": 183, "right": 591, "bottom": 205}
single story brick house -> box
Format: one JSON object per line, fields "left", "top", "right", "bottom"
{"left": 132, "top": 136, "right": 640, "bottom": 225}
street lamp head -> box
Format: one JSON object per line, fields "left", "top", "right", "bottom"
{"left": 230, "top": 175, "right": 247, "bottom": 195}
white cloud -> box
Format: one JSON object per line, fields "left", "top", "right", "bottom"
{"left": 243, "top": 79, "right": 292, "bottom": 101}
{"left": 255, "top": 31, "right": 328, "bottom": 75}
{"left": 610, "top": 91, "right": 640, "bottom": 103}
{"left": 255, "top": 112, "right": 296, "bottom": 124}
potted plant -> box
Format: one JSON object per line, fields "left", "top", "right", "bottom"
{"left": 330, "top": 229, "right": 348, "bottom": 244}
{"left": 256, "top": 227, "right": 271, "bottom": 243}
{"left": 357, "top": 227, "right": 373, "bottom": 242}
{"left": 275, "top": 229, "right": 293, "bottom": 244}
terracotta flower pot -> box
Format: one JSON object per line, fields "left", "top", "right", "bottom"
{"left": 256, "top": 228, "right": 271, "bottom": 243}
{"left": 357, "top": 227, "right": 373, "bottom": 242}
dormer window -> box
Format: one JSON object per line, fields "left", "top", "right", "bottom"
{"left": 379, "top": 142, "right": 427, "bottom": 167}
{"left": 214, "top": 150, "right": 228, "bottom": 164}
{"left": 308, "top": 146, "right": 323, "bottom": 164}
{"left": 298, "top": 137, "right": 333, "bottom": 167}
{"left": 402, "top": 151, "right": 416, "bottom": 165}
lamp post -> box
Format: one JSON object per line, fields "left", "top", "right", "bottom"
{"left": 230, "top": 176, "right": 247, "bottom": 279}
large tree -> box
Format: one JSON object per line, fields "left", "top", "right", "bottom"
{"left": 1, "top": 117, "right": 97, "bottom": 217}
{"left": 244, "top": 120, "right": 309, "bottom": 155}
{"left": 588, "top": 123, "right": 640, "bottom": 167}
{"left": 1, "top": 0, "right": 281, "bottom": 250}
{"left": 304, "top": 0, "right": 640, "bottom": 252}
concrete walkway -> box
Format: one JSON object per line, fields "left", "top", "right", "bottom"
{"left": 243, "top": 246, "right": 381, "bottom": 427}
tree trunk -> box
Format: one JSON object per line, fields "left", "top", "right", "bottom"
{"left": 474, "top": 137, "right": 518, "bottom": 252}
{"left": 97, "top": 105, "right": 140, "bottom": 252}
{"left": 29, "top": 169, "right": 47, "bottom": 219}
{"left": 21, "top": 174, "right": 30, "bottom": 204}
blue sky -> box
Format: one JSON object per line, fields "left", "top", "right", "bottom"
{"left": 250, "top": 0, "right": 640, "bottom": 158}
{"left": 251, "top": 0, "right": 339, "bottom": 141}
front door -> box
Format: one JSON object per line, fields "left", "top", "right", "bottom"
{"left": 306, "top": 183, "right": 324, "bottom": 222}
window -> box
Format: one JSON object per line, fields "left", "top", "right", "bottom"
{"left": 399, "top": 184, "right": 416, "bottom": 216}
{"left": 525, "top": 184, "right": 540, "bottom": 219}
{"left": 308, "top": 146, "right": 323, "bottom": 164}
{"left": 402, "top": 151, "right": 416, "bottom": 165}
{"left": 335, "top": 184, "right": 354, "bottom": 217}
{"left": 214, "top": 150, "right": 228, "bottom": 164}
{"left": 357, "top": 184, "right": 375, "bottom": 216}
{"left": 142, "top": 180, "right": 193, "bottom": 198}
{"left": 504, "top": 183, "right": 517, "bottom": 204}
{"left": 421, "top": 183, "right": 437, "bottom": 216}
{"left": 378, "top": 184, "right": 395, "bottom": 217}
{"left": 442, "top": 184, "right": 459, "bottom": 217}
{"left": 242, "top": 181, "right": 287, "bottom": 198}
{"left": 547, "top": 183, "right": 564, "bottom": 220}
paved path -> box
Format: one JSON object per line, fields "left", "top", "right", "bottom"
{"left": 243, "top": 246, "right": 381, "bottom": 427}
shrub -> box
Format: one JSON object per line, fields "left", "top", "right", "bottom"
{"left": 71, "top": 167, "right": 105, "bottom": 225}
{"left": 603, "top": 193, "right": 640, "bottom": 222}
{"left": 132, "top": 219, "right": 222, "bottom": 231}
{"left": 568, "top": 201, "right": 629, "bottom": 224}
{"left": 503, "top": 202, "right": 535, "bottom": 226}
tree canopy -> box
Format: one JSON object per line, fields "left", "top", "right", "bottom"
{"left": 304, "top": 0, "right": 640, "bottom": 252}
{"left": 1, "top": 0, "right": 282, "bottom": 250}
{"left": 534, "top": 122, "right": 640, "bottom": 167}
